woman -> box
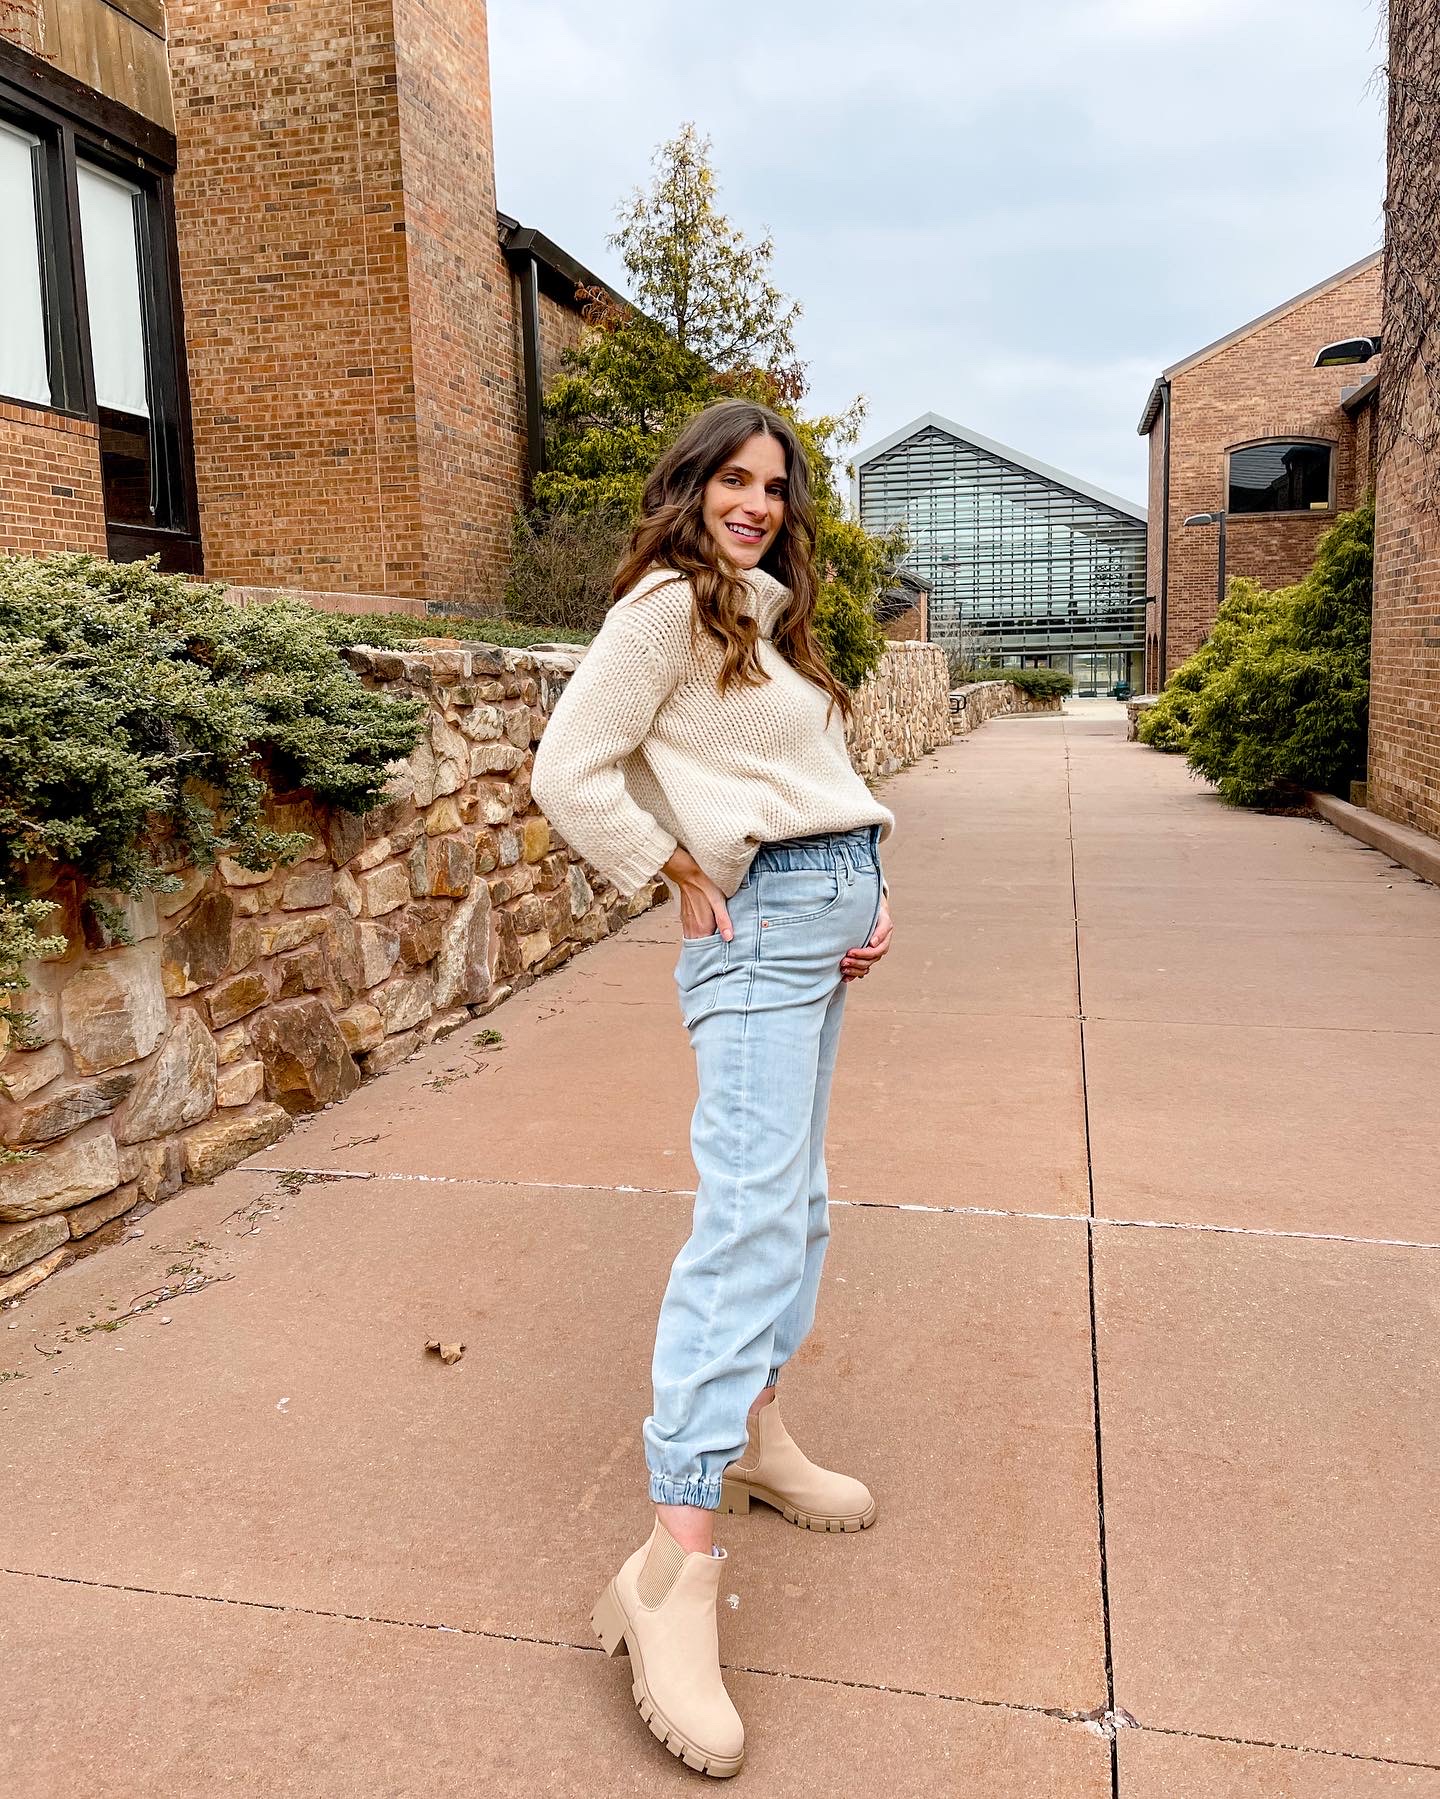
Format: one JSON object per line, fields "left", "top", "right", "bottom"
{"left": 530, "top": 398, "right": 893, "bottom": 1777}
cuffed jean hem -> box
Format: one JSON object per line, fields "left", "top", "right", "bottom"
{"left": 649, "top": 1473, "right": 724, "bottom": 1509}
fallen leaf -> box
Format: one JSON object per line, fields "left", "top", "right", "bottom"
{"left": 425, "top": 1339, "right": 465, "bottom": 1366}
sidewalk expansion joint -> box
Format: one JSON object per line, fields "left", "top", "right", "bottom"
{"left": 0, "top": 1565, "right": 1110, "bottom": 1733}
{"left": 1128, "top": 1717, "right": 1440, "bottom": 1775}
{"left": 1064, "top": 718, "right": 1120, "bottom": 1799}
{"left": 239, "top": 1167, "right": 1440, "bottom": 1253}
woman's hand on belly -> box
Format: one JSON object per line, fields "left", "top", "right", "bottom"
{"left": 840, "top": 893, "right": 892, "bottom": 982}
{"left": 662, "top": 844, "right": 734, "bottom": 941}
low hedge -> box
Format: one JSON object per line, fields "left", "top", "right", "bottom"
{"left": 320, "top": 610, "right": 595, "bottom": 651}
{"left": 947, "top": 660, "right": 1074, "bottom": 699}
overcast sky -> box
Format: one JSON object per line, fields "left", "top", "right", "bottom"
{"left": 488, "top": 0, "right": 1385, "bottom": 508}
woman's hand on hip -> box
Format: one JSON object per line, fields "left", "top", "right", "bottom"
{"left": 841, "top": 893, "right": 892, "bottom": 982}
{"left": 662, "top": 845, "right": 733, "bottom": 941}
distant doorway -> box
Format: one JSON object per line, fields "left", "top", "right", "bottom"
{"left": 1070, "top": 652, "right": 1130, "bottom": 697}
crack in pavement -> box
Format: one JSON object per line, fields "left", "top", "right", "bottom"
{"left": 240, "top": 1166, "right": 1440, "bottom": 1253}
{"left": 7, "top": 1567, "right": 1436, "bottom": 1773}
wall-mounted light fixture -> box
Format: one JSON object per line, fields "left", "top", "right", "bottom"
{"left": 1313, "top": 335, "right": 1381, "bottom": 369}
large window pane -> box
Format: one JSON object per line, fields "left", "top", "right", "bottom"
{"left": 0, "top": 119, "right": 51, "bottom": 406}
{"left": 76, "top": 161, "right": 149, "bottom": 417}
{"left": 1228, "top": 441, "right": 1331, "bottom": 514}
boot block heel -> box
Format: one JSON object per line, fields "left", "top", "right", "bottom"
{"left": 591, "top": 1582, "right": 630, "bottom": 1658}
{"left": 719, "top": 1480, "right": 750, "bottom": 1516}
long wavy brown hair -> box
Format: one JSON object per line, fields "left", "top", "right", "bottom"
{"left": 611, "top": 400, "right": 850, "bottom": 719}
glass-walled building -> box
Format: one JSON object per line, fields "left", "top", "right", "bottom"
{"left": 854, "top": 413, "right": 1148, "bottom": 694}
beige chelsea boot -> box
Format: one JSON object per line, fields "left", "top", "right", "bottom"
{"left": 591, "top": 1519, "right": 745, "bottom": 1778}
{"left": 720, "top": 1401, "right": 877, "bottom": 1532}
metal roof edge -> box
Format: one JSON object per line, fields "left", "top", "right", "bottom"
{"left": 1340, "top": 369, "right": 1381, "bottom": 415}
{"left": 853, "top": 411, "right": 1147, "bottom": 522}
{"left": 496, "top": 212, "right": 624, "bottom": 308}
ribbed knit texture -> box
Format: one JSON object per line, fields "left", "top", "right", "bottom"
{"left": 530, "top": 567, "right": 894, "bottom": 898}
{"left": 636, "top": 1522, "right": 690, "bottom": 1608}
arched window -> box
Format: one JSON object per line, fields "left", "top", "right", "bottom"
{"left": 1227, "top": 440, "right": 1333, "bottom": 515}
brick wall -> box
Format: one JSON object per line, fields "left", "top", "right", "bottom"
{"left": 392, "top": 0, "right": 524, "bottom": 611}
{"left": 1148, "top": 259, "right": 1382, "bottom": 675}
{"left": 1366, "top": 2, "right": 1440, "bottom": 842}
{"left": 536, "top": 285, "right": 586, "bottom": 383}
{"left": 166, "top": 0, "right": 426, "bottom": 600}
{"left": 1352, "top": 391, "right": 1377, "bottom": 494}
{"left": 0, "top": 404, "right": 107, "bottom": 556}
{"left": 1368, "top": 434, "right": 1440, "bottom": 837}
{"left": 7, "top": 2, "right": 592, "bottom": 606}
{"left": 881, "top": 593, "right": 926, "bottom": 642}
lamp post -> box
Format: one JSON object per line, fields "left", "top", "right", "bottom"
{"left": 938, "top": 553, "right": 967, "bottom": 665}
{"left": 1183, "top": 510, "right": 1228, "bottom": 611}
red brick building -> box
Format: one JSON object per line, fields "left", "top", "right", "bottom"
{"left": 1137, "top": 255, "right": 1383, "bottom": 688}
{"left": 0, "top": 0, "right": 595, "bottom": 615}
{"left": 1366, "top": 0, "right": 1440, "bottom": 843}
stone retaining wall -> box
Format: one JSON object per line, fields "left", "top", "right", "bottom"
{"left": 950, "top": 681, "right": 1064, "bottom": 734}
{"left": 847, "top": 642, "right": 952, "bottom": 775}
{"left": 1126, "top": 696, "right": 1159, "bottom": 742}
{"left": 0, "top": 639, "right": 941, "bottom": 1302}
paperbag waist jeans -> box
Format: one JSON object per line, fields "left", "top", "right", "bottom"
{"left": 644, "top": 824, "right": 885, "bottom": 1509}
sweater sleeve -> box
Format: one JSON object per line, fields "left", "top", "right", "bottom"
{"left": 530, "top": 608, "right": 682, "bottom": 897}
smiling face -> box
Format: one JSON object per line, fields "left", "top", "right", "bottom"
{"left": 701, "top": 430, "right": 788, "bottom": 570}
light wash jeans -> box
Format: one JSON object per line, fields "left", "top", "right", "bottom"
{"left": 644, "top": 824, "right": 885, "bottom": 1509}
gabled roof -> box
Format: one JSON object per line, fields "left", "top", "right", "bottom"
{"left": 1136, "top": 251, "right": 1382, "bottom": 434}
{"left": 852, "top": 411, "right": 1146, "bottom": 523}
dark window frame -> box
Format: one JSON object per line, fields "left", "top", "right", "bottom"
{"left": 1225, "top": 436, "right": 1336, "bottom": 518}
{"left": 0, "top": 37, "right": 201, "bottom": 572}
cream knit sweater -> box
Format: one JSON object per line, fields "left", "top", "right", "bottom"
{"left": 531, "top": 566, "right": 894, "bottom": 898}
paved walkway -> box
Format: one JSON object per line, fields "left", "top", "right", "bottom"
{"left": 4, "top": 705, "right": 1438, "bottom": 1797}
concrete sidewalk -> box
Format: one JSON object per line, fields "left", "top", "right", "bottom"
{"left": 4, "top": 707, "right": 1438, "bottom": 1797}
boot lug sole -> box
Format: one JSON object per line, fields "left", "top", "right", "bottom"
{"left": 591, "top": 1582, "right": 745, "bottom": 1779}
{"left": 721, "top": 1479, "right": 877, "bottom": 1532}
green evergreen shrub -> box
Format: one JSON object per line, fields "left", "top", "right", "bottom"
{"left": 0, "top": 555, "right": 426, "bottom": 995}
{"left": 1137, "top": 575, "right": 1275, "bottom": 754}
{"left": 1139, "top": 501, "right": 1373, "bottom": 804}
